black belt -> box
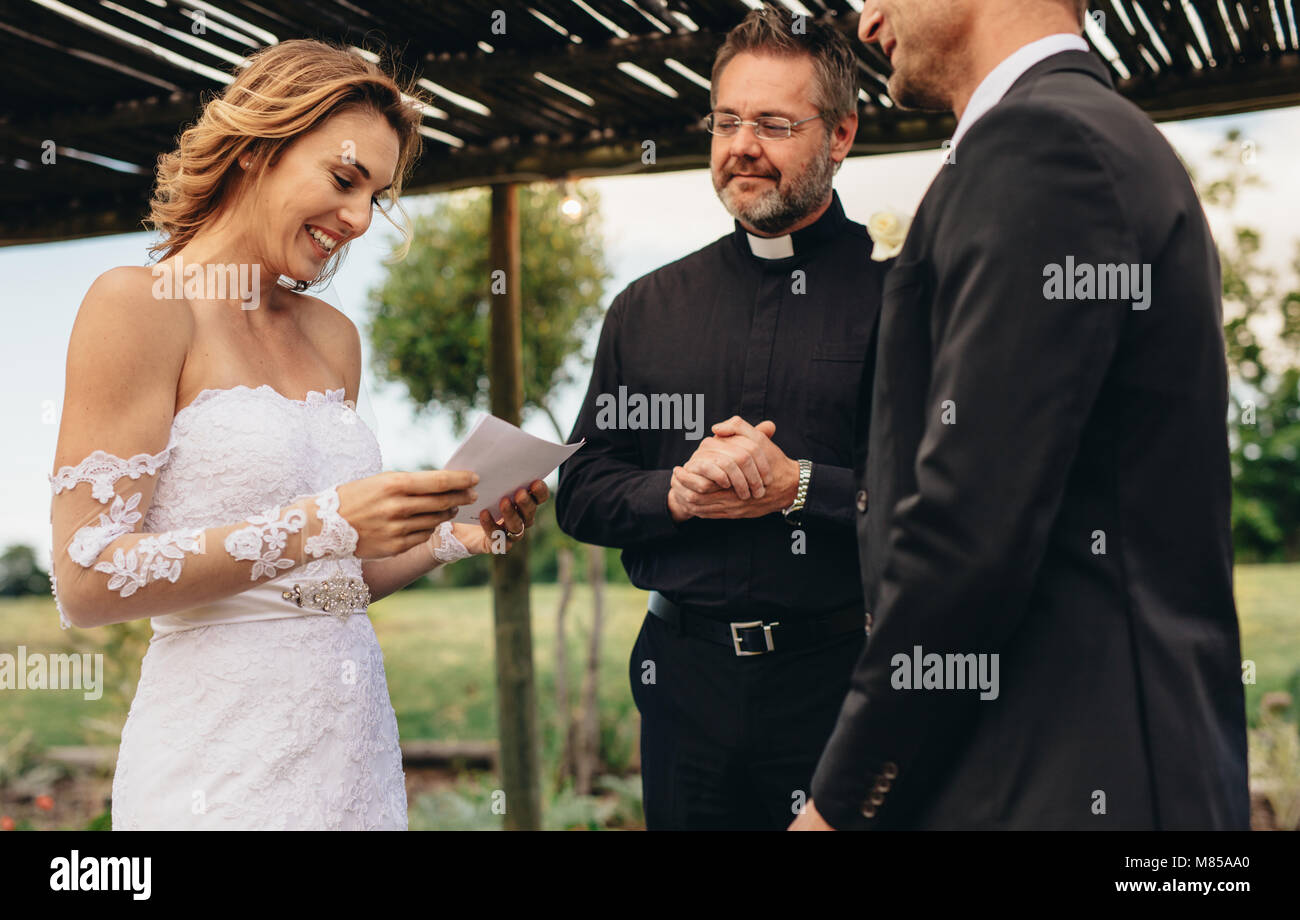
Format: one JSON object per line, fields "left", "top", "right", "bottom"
{"left": 648, "top": 591, "right": 869, "bottom": 657}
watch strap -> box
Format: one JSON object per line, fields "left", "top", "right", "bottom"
{"left": 782, "top": 459, "right": 813, "bottom": 525}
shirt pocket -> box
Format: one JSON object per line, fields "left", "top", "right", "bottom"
{"left": 805, "top": 340, "right": 872, "bottom": 464}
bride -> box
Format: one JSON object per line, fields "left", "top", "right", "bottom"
{"left": 46, "top": 39, "right": 546, "bottom": 830}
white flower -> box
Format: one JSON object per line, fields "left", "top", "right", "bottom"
{"left": 866, "top": 209, "right": 913, "bottom": 261}
{"left": 149, "top": 555, "right": 176, "bottom": 581}
{"left": 225, "top": 526, "right": 264, "bottom": 561}
{"left": 68, "top": 524, "right": 124, "bottom": 568}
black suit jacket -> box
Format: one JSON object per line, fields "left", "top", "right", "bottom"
{"left": 810, "top": 50, "right": 1250, "bottom": 830}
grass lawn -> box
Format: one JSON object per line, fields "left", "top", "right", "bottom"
{"left": 368, "top": 582, "right": 646, "bottom": 771}
{"left": 1233, "top": 564, "right": 1300, "bottom": 712}
{"left": 2, "top": 566, "right": 1297, "bottom": 754}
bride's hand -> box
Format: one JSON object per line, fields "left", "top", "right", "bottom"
{"left": 447, "top": 480, "right": 550, "bottom": 555}
{"left": 336, "top": 470, "right": 479, "bottom": 560}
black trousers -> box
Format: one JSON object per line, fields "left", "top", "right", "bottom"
{"left": 629, "top": 609, "right": 866, "bottom": 830}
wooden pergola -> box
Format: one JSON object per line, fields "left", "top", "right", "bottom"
{"left": 4, "top": 0, "right": 1297, "bottom": 831}
{"left": 2, "top": 0, "right": 1298, "bottom": 246}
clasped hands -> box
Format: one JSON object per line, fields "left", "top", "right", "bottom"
{"left": 667, "top": 416, "right": 799, "bottom": 523}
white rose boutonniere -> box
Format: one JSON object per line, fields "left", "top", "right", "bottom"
{"left": 866, "top": 209, "right": 912, "bottom": 261}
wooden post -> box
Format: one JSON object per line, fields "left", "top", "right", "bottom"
{"left": 487, "top": 182, "right": 542, "bottom": 830}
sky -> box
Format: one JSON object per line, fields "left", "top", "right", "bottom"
{"left": 4, "top": 105, "right": 1298, "bottom": 562}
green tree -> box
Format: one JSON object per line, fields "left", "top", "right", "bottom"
{"left": 369, "top": 184, "right": 609, "bottom": 438}
{"left": 0, "top": 545, "right": 52, "bottom": 597}
{"left": 1194, "top": 129, "right": 1300, "bottom": 561}
{"left": 368, "top": 181, "right": 615, "bottom": 791}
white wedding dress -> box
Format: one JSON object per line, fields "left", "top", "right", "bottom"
{"left": 70, "top": 385, "right": 408, "bottom": 829}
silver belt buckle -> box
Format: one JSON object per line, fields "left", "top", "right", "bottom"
{"left": 730, "top": 619, "right": 778, "bottom": 656}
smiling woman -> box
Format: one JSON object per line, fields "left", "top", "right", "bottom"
{"left": 45, "top": 38, "right": 551, "bottom": 830}
{"left": 147, "top": 39, "right": 425, "bottom": 291}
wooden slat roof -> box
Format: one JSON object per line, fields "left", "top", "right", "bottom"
{"left": 2, "top": 0, "right": 1298, "bottom": 245}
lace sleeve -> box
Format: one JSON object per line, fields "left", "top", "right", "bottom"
{"left": 430, "top": 521, "right": 470, "bottom": 564}
{"left": 49, "top": 449, "right": 358, "bottom": 629}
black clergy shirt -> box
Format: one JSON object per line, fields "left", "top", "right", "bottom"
{"left": 556, "top": 191, "right": 889, "bottom": 618}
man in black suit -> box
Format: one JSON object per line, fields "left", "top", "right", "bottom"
{"left": 793, "top": 0, "right": 1250, "bottom": 830}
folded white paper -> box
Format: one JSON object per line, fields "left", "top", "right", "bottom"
{"left": 442, "top": 414, "right": 584, "bottom": 525}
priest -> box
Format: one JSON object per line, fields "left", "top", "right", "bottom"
{"left": 557, "top": 7, "right": 891, "bottom": 830}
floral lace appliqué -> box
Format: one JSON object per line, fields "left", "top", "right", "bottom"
{"left": 94, "top": 528, "right": 205, "bottom": 598}
{"left": 51, "top": 447, "right": 172, "bottom": 625}
{"left": 68, "top": 491, "right": 144, "bottom": 568}
{"left": 225, "top": 505, "right": 308, "bottom": 580}
{"left": 50, "top": 448, "right": 170, "bottom": 503}
{"left": 304, "top": 487, "right": 359, "bottom": 560}
{"left": 432, "top": 521, "right": 471, "bottom": 564}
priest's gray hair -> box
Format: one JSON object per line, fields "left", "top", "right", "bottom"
{"left": 710, "top": 5, "right": 858, "bottom": 134}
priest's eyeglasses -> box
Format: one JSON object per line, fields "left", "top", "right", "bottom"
{"left": 704, "top": 112, "right": 824, "bottom": 139}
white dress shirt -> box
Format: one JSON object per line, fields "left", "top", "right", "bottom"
{"left": 949, "top": 33, "right": 1090, "bottom": 152}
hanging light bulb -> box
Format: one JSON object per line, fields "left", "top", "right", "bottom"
{"left": 559, "top": 180, "right": 584, "bottom": 222}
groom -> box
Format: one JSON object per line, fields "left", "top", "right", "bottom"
{"left": 794, "top": 0, "right": 1250, "bottom": 829}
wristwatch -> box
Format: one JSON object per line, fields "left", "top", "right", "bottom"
{"left": 782, "top": 459, "right": 813, "bottom": 526}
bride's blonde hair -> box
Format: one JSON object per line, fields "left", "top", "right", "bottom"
{"left": 147, "top": 39, "right": 426, "bottom": 290}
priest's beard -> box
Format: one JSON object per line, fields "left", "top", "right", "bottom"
{"left": 715, "top": 135, "right": 835, "bottom": 235}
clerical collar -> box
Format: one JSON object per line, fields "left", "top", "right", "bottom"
{"left": 733, "top": 191, "right": 848, "bottom": 262}
{"left": 746, "top": 233, "right": 794, "bottom": 259}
